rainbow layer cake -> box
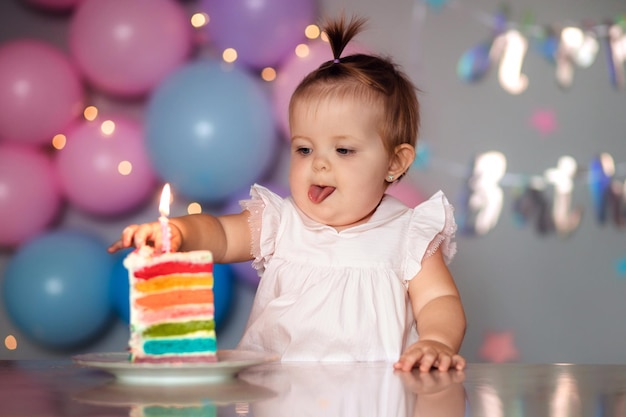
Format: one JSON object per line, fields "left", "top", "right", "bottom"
{"left": 124, "top": 247, "right": 217, "bottom": 363}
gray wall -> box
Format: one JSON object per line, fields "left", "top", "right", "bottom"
{"left": 1, "top": 0, "right": 625, "bottom": 363}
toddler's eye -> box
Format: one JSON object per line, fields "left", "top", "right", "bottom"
{"left": 296, "top": 147, "right": 311, "bottom": 155}
{"left": 336, "top": 148, "right": 353, "bottom": 155}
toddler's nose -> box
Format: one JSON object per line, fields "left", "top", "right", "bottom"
{"left": 312, "top": 154, "right": 329, "bottom": 171}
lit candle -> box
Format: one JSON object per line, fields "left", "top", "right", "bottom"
{"left": 159, "top": 183, "right": 171, "bottom": 253}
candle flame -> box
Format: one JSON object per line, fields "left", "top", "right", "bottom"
{"left": 159, "top": 183, "right": 171, "bottom": 217}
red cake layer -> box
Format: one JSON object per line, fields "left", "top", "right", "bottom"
{"left": 133, "top": 262, "right": 213, "bottom": 280}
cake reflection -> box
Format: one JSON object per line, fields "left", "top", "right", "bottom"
{"left": 73, "top": 377, "right": 276, "bottom": 416}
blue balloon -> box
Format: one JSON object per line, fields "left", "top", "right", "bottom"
{"left": 146, "top": 59, "right": 278, "bottom": 203}
{"left": 2, "top": 230, "right": 114, "bottom": 350}
{"left": 213, "top": 263, "right": 234, "bottom": 330}
{"left": 109, "top": 248, "right": 133, "bottom": 324}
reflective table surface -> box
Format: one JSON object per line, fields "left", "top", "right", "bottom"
{"left": 2, "top": 358, "right": 626, "bottom": 416}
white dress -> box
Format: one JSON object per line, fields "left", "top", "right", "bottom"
{"left": 236, "top": 184, "right": 457, "bottom": 362}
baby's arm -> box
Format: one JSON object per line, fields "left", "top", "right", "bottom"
{"left": 394, "top": 249, "right": 467, "bottom": 372}
{"left": 107, "top": 211, "right": 254, "bottom": 264}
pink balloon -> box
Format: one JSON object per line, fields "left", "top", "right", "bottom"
{"left": 69, "top": 0, "right": 192, "bottom": 97}
{"left": 0, "top": 144, "right": 62, "bottom": 247}
{"left": 55, "top": 115, "right": 157, "bottom": 216}
{"left": 0, "top": 40, "right": 84, "bottom": 145}
{"left": 22, "top": 0, "right": 86, "bottom": 11}
{"left": 386, "top": 181, "right": 425, "bottom": 208}
{"left": 272, "top": 40, "right": 367, "bottom": 140}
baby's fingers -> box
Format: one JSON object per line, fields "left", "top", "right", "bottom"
{"left": 107, "top": 224, "right": 152, "bottom": 253}
{"left": 451, "top": 354, "right": 466, "bottom": 371}
{"left": 131, "top": 224, "right": 162, "bottom": 250}
{"left": 394, "top": 349, "right": 429, "bottom": 372}
{"left": 435, "top": 355, "right": 452, "bottom": 371}
{"left": 107, "top": 225, "right": 137, "bottom": 252}
{"left": 107, "top": 239, "right": 125, "bottom": 253}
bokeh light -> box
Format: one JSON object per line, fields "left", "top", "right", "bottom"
{"left": 261, "top": 67, "right": 277, "bottom": 81}
{"left": 100, "top": 120, "right": 115, "bottom": 135}
{"left": 305, "top": 24, "right": 320, "bottom": 39}
{"left": 4, "top": 335, "right": 17, "bottom": 350}
{"left": 117, "top": 160, "right": 132, "bottom": 176}
{"left": 187, "top": 202, "right": 202, "bottom": 214}
{"left": 223, "top": 48, "right": 237, "bottom": 63}
{"left": 295, "top": 43, "right": 310, "bottom": 58}
{"left": 83, "top": 105, "right": 98, "bottom": 121}
{"left": 191, "top": 12, "right": 208, "bottom": 28}
{"left": 52, "top": 133, "right": 66, "bottom": 150}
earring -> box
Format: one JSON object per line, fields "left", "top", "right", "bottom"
{"left": 387, "top": 175, "right": 394, "bottom": 182}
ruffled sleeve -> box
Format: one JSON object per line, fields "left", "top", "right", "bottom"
{"left": 403, "top": 190, "right": 457, "bottom": 281}
{"left": 239, "top": 184, "right": 284, "bottom": 275}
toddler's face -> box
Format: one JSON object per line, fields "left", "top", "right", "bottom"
{"left": 288, "top": 96, "right": 391, "bottom": 231}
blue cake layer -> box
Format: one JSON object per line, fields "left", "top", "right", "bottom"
{"left": 143, "top": 338, "right": 217, "bottom": 355}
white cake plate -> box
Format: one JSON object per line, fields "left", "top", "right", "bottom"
{"left": 73, "top": 350, "right": 277, "bottom": 386}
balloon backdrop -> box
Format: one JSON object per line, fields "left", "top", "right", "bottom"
{"left": 213, "top": 264, "right": 234, "bottom": 330}
{"left": 0, "top": 144, "right": 62, "bottom": 247}
{"left": 109, "top": 248, "right": 133, "bottom": 324}
{"left": 23, "top": 0, "right": 86, "bottom": 11}
{"left": 200, "top": 0, "right": 316, "bottom": 69}
{"left": 272, "top": 39, "right": 367, "bottom": 139}
{"left": 109, "top": 251, "right": 234, "bottom": 330}
{"left": 69, "top": 0, "right": 192, "bottom": 97}
{"left": 146, "top": 59, "right": 278, "bottom": 202}
{"left": 2, "top": 230, "right": 114, "bottom": 350}
{"left": 386, "top": 181, "right": 426, "bottom": 208}
{"left": 0, "top": 40, "right": 83, "bottom": 145}
{"left": 55, "top": 115, "right": 156, "bottom": 216}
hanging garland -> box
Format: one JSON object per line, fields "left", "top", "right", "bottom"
{"left": 413, "top": 1, "right": 626, "bottom": 237}
{"left": 422, "top": 0, "right": 626, "bottom": 92}
{"left": 452, "top": 152, "right": 626, "bottom": 237}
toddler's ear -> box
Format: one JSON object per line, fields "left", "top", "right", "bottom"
{"left": 388, "top": 144, "right": 415, "bottom": 180}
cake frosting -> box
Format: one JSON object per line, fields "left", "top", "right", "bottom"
{"left": 124, "top": 246, "right": 217, "bottom": 363}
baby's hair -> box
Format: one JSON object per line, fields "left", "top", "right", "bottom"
{"left": 289, "top": 14, "right": 420, "bottom": 164}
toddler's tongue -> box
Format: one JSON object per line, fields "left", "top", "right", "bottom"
{"left": 308, "top": 185, "right": 336, "bottom": 203}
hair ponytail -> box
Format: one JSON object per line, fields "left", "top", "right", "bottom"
{"left": 322, "top": 15, "right": 367, "bottom": 62}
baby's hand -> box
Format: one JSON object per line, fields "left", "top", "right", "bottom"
{"left": 107, "top": 222, "right": 181, "bottom": 254}
{"left": 394, "top": 340, "right": 466, "bottom": 373}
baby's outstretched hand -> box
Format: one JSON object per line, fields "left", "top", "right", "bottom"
{"left": 394, "top": 340, "right": 466, "bottom": 373}
{"left": 107, "top": 222, "right": 182, "bottom": 254}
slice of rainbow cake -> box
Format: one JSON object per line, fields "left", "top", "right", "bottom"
{"left": 124, "top": 247, "right": 217, "bottom": 363}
